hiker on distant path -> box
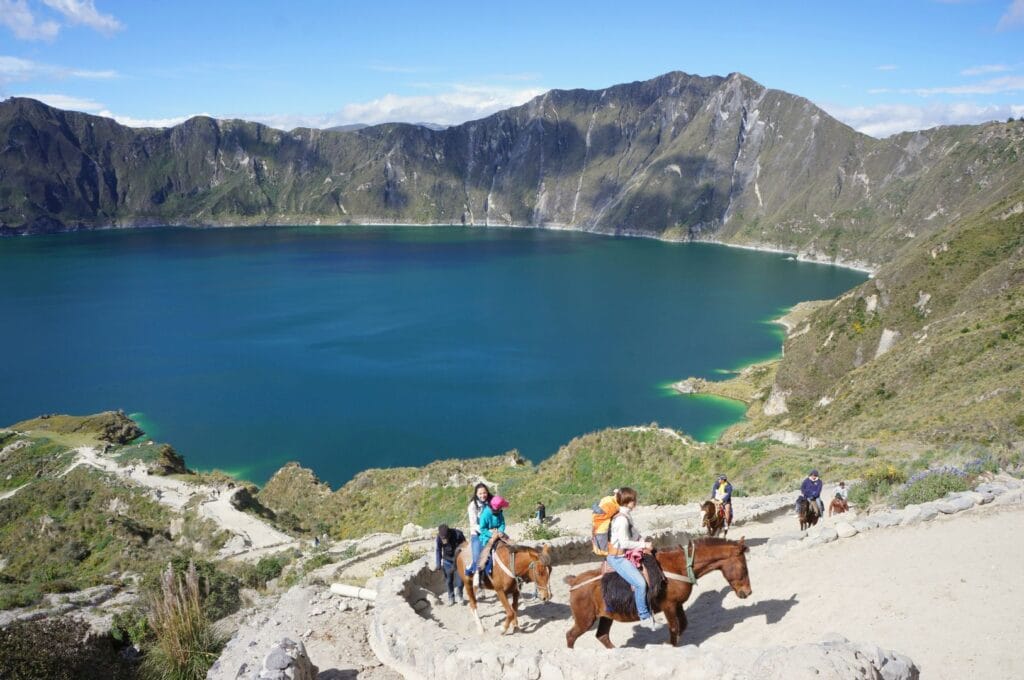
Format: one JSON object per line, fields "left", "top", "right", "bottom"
{"left": 435, "top": 524, "right": 466, "bottom": 605}
{"left": 535, "top": 501, "right": 546, "bottom": 524}
{"left": 834, "top": 481, "right": 848, "bottom": 500}
{"left": 607, "top": 487, "right": 659, "bottom": 631}
{"left": 464, "top": 483, "right": 492, "bottom": 585}
{"left": 797, "top": 469, "right": 824, "bottom": 517}
{"left": 711, "top": 474, "right": 734, "bottom": 530}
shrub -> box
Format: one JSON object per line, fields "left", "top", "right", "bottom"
{"left": 521, "top": 523, "right": 563, "bottom": 541}
{"left": 111, "top": 607, "right": 151, "bottom": 647}
{"left": 0, "top": 616, "right": 134, "bottom": 680}
{"left": 141, "top": 561, "right": 225, "bottom": 680}
{"left": 892, "top": 467, "right": 970, "bottom": 507}
{"left": 374, "top": 546, "right": 423, "bottom": 576}
{"left": 161, "top": 556, "right": 240, "bottom": 621}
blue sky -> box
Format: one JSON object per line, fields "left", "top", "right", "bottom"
{"left": 1, "top": 0, "right": 1022, "bottom": 137}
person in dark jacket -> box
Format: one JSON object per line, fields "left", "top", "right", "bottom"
{"left": 797, "top": 469, "right": 824, "bottom": 516}
{"left": 435, "top": 524, "right": 466, "bottom": 605}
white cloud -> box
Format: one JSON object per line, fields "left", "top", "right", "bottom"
{"left": 0, "top": 55, "right": 118, "bottom": 84}
{"left": 997, "top": 0, "right": 1024, "bottom": 30}
{"left": 961, "top": 63, "right": 1012, "bottom": 76}
{"left": 875, "top": 64, "right": 898, "bottom": 71}
{"left": 0, "top": 0, "right": 60, "bottom": 40}
{"left": 334, "top": 85, "right": 546, "bottom": 126}
{"left": 41, "top": 0, "right": 122, "bottom": 35}
{"left": 912, "top": 75, "right": 1024, "bottom": 95}
{"left": 821, "top": 101, "right": 1024, "bottom": 138}
{"left": 13, "top": 92, "right": 103, "bottom": 111}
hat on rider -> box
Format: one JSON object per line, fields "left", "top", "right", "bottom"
{"left": 809, "top": 469, "right": 819, "bottom": 477}
{"left": 489, "top": 495, "right": 509, "bottom": 511}
{"left": 717, "top": 473, "right": 727, "bottom": 480}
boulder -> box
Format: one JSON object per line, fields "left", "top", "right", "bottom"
{"left": 873, "top": 512, "right": 902, "bottom": 528}
{"left": 400, "top": 523, "right": 423, "bottom": 539}
{"left": 806, "top": 527, "right": 839, "bottom": 546}
{"left": 835, "top": 521, "right": 858, "bottom": 538}
{"left": 254, "top": 638, "right": 318, "bottom": 680}
{"left": 900, "top": 505, "right": 924, "bottom": 526}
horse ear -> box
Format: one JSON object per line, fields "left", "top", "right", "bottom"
{"left": 737, "top": 536, "right": 748, "bottom": 552}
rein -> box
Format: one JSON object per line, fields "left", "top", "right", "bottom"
{"left": 493, "top": 544, "right": 548, "bottom": 599}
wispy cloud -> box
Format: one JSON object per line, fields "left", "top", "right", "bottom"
{"left": 821, "top": 101, "right": 1024, "bottom": 138}
{"left": 997, "top": 0, "right": 1024, "bottom": 30}
{"left": 961, "top": 63, "right": 1012, "bottom": 76}
{"left": 875, "top": 64, "right": 898, "bottom": 71}
{"left": 912, "top": 75, "right": 1024, "bottom": 95}
{"left": 41, "top": 0, "right": 123, "bottom": 35}
{"left": 0, "top": 55, "right": 118, "bottom": 84}
{"left": 332, "top": 84, "right": 546, "bottom": 126}
{"left": 12, "top": 92, "right": 103, "bottom": 110}
{"left": 366, "top": 62, "right": 428, "bottom": 74}
{"left": 0, "top": 0, "right": 59, "bottom": 40}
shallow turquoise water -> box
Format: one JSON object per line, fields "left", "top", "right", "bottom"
{"left": 0, "top": 226, "right": 866, "bottom": 485}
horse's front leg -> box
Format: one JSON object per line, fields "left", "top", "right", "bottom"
{"left": 494, "top": 588, "right": 515, "bottom": 634}
{"left": 675, "top": 603, "right": 688, "bottom": 643}
{"left": 511, "top": 589, "right": 521, "bottom": 631}
{"left": 662, "top": 603, "right": 680, "bottom": 646}
{"left": 463, "top": 577, "right": 484, "bottom": 634}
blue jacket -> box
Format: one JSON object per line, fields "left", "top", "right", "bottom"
{"left": 478, "top": 505, "right": 506, "bottom": 544}
{"left": 711, "top": 480, "right": 733, "bottom": 504}
{"left": 801, "top": 477, "right": 823, "bottom": 500}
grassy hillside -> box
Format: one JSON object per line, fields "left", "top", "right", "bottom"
{"left": 0, "top": 415, "right": 225, "bottom": 610}
{"left": 718, "top": 190, "right": 1024, "bottom": 447}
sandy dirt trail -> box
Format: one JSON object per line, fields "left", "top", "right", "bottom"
{"left": 424, "top": 498, "right": 1023, "bottom": 680}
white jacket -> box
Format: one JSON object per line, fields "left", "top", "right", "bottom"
{"left": 610, "top": 506, "right": 647, "bottom": 551}
{"left": 467, "top": 498, "right": 486, "bottom": 536}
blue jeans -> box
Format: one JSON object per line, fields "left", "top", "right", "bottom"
{"left": 608, "top": 555, "right": 650, "bottom": 620}
{"left": 441, "top": 559, "right": 463, "bottom": 600}
{"left": 466, "top": 534, "right": 483, "bottom": 575}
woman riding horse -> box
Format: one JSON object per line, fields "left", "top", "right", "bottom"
{"left": 564, "top": 537, "right": 752, "bottom": 648}
{"left": 455, "top": 539, "right": 553, "bottom": 634}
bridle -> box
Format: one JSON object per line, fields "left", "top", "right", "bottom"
{"left": 493, "top": 544, "right": 551, "bottom": 599}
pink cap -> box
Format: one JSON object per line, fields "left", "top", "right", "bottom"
{"left": 489, "top": 495, "right": 509, "bottom": 511}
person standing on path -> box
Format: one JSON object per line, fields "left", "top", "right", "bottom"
{"left": 435, "top": 524, "right": 466, "bottom": 605}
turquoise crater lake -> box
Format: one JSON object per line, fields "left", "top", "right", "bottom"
{"left": 0, "top": 226, "right": 866, "bottom": 485}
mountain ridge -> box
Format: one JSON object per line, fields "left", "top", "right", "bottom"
{"left": 2, "top": 71, "right": 1023, "bottom": 270}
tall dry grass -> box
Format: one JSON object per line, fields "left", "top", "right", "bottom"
{"left": 142, "top": 561, "right": 225, "bottom": 680}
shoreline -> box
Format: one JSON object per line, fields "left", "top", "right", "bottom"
{"left": 5, "top": 219, "right": 879, "bottom": 275}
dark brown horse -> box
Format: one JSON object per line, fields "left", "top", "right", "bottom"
{"left": 828, "top": 496, "right": 849, "bottom": 516}
{"left": 563, "top": 538, "right": 751, "bottom": 648}
{"left": 797, "top": 497, "right": 820, "bottom": 530}
{"left": 455, "top": 541, "right": 553, "bottom": 634}
{"left": 700, "top": 500, "right": 728, "bottom": 538}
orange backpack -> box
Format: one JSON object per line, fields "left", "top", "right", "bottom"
{"left": 591, "top": 495, "right": 620, "bottom": 556}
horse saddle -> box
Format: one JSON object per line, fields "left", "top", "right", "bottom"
{"left": 477, "top": 535, "right": 513, "bottom": 574}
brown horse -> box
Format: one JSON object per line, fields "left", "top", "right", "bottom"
{"left": 563, "top": 538, "right": 752, "bottom": 648}
{"left": 455, "top": 540, "right": 553, "bottom": 634}
{"left": 700, "top": 500, "right": 728, "bottom": 538}
{"left": 797, "top": 497, "right": 820, "bottom": 530}
{"left": 828, "top": 496, "right": 849, "bottom": 516}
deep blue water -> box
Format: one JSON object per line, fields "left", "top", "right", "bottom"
{"left": 0, "top": 226, "right": 866, "bottom": 485}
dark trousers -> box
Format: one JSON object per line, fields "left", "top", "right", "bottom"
{"left": 442, "top": 559, "right": 463, "bottom": 600}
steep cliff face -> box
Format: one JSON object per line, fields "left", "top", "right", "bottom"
{"left": 3, "top": 71, "right": 1023, "bottom": 267}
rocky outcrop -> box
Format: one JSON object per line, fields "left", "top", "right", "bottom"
{"left": 251, "top": 639, "right": 318, "bottom": 680}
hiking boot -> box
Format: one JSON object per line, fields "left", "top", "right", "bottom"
{"left": 640, "top": 616, "right": 659, "bottom": 631}
{"left": 448, "top": 596, "right": 455, "bottom": 606}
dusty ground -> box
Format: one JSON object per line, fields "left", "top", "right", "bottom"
{"left": 418, "top": 494, "right": 1024, "bottom": 680}
{"left": 209, "top": 585, "right": 399, "bottom": 680}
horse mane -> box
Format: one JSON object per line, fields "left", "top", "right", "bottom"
{"left": 502, "top": 543, "right": 552, "bottom": 567}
